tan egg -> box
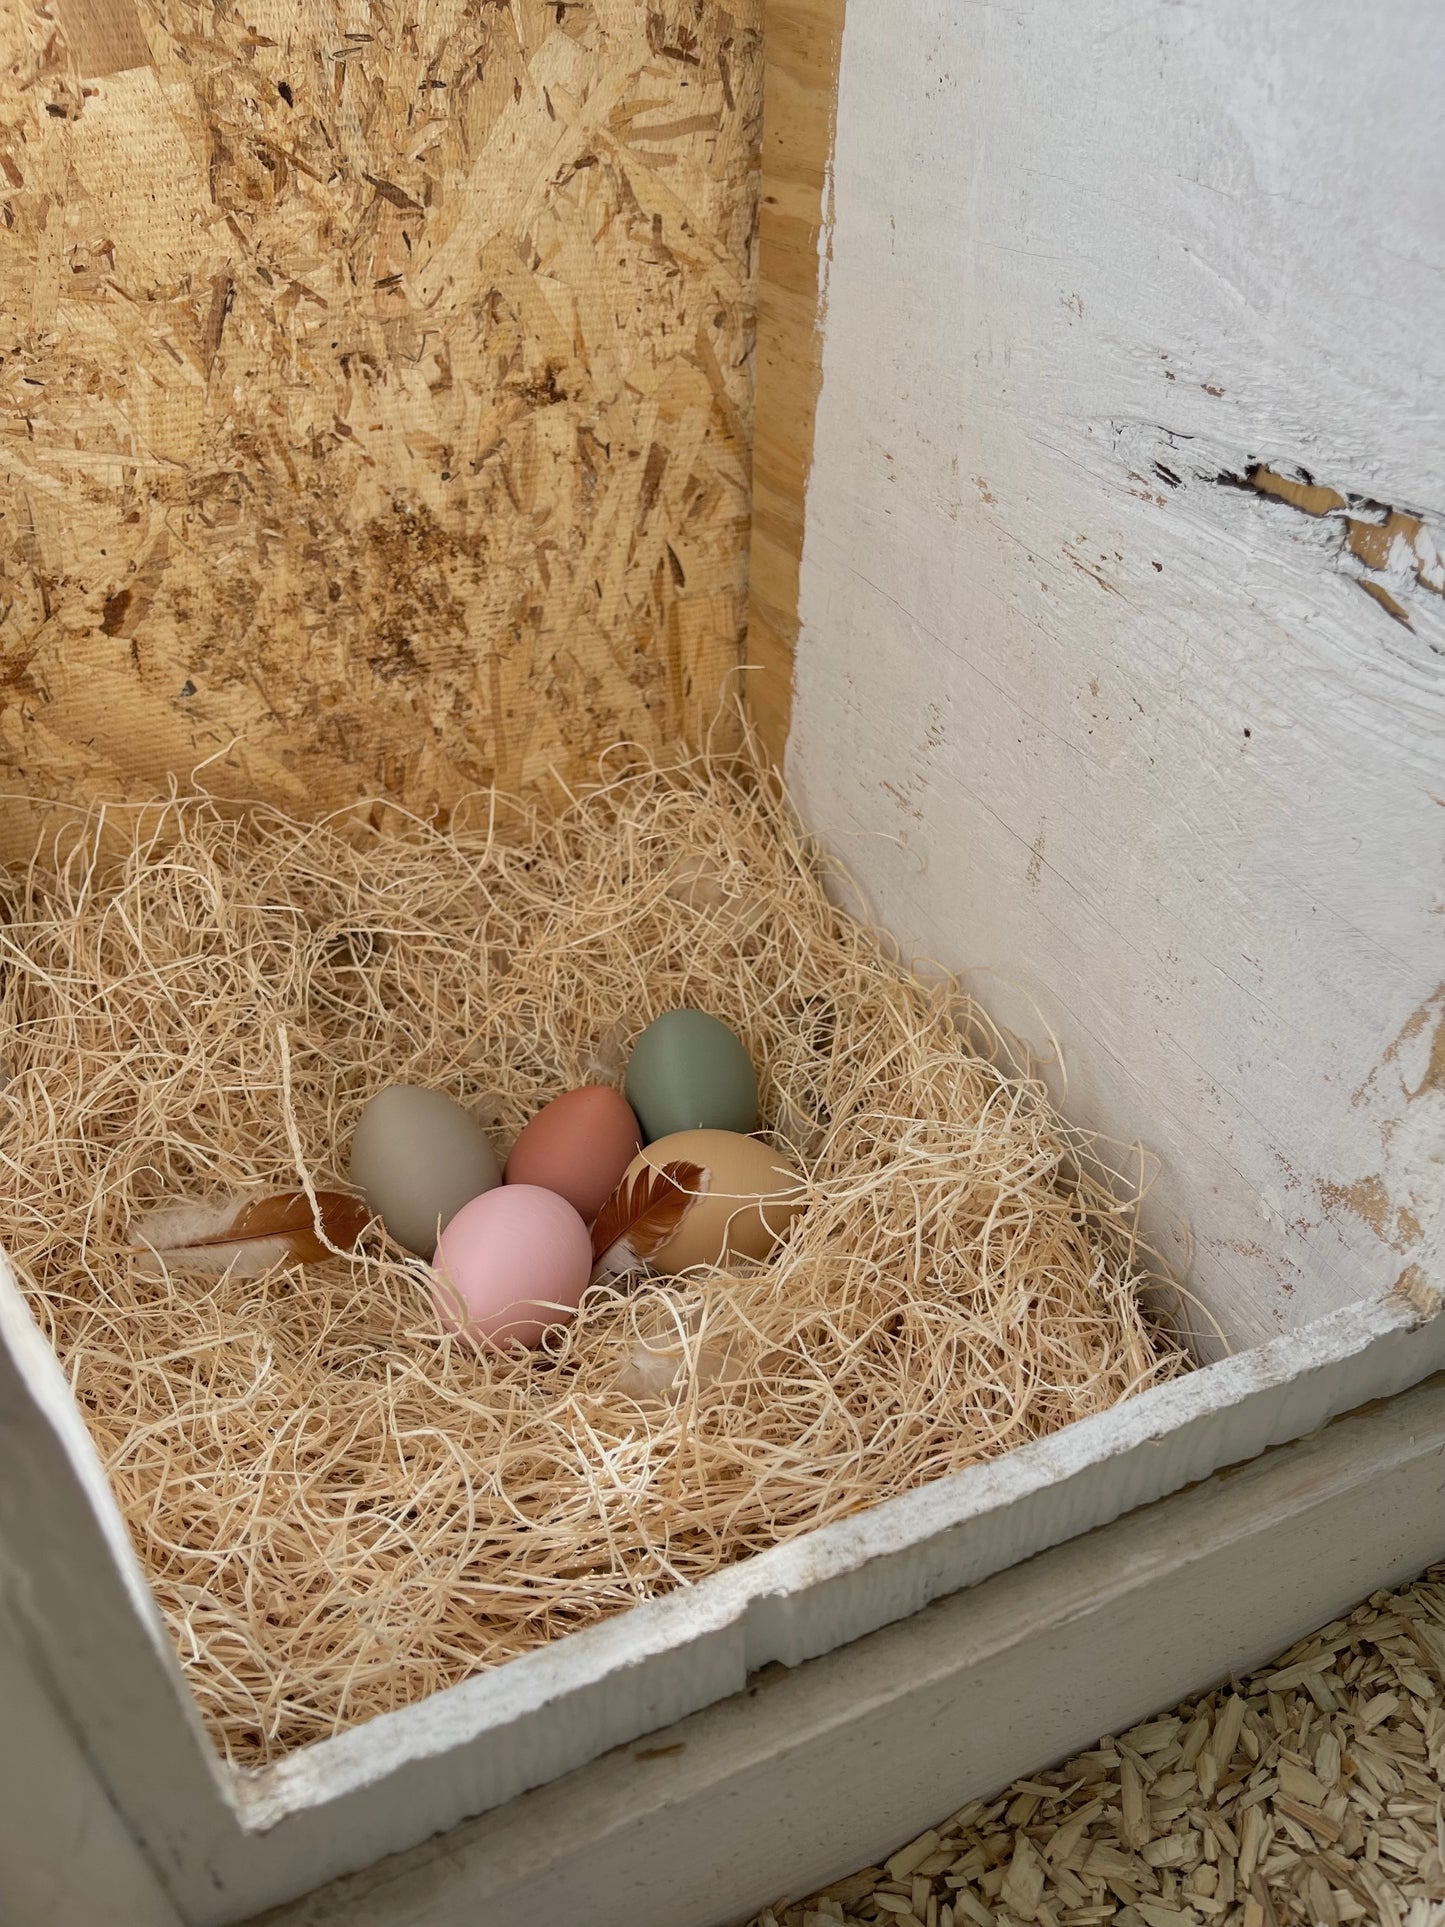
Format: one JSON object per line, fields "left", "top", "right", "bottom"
{"left": 617, "top": 1128, "right": 804, "bottom": 1275}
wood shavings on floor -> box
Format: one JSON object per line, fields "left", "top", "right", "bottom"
{"left": 749, "top": 1565, "right": 1445, "bottom": 1927}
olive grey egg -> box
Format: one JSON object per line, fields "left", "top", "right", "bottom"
{"left": 349, "top": 1085, "right": 502, "bottom": 1258}
{"left": 624, "top": 1009, "right": 758, "bottom": 1142}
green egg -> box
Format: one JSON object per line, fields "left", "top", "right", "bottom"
{"left": 624, "top": 1009, "right": 758, "bottom": 1142}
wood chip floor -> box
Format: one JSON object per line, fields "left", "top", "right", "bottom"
{"left": 747, "top": 1565, "right": 1445, "bottom": 1927}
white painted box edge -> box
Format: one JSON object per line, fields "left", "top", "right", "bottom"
{"left": 2, "top": 1250, "right": 1443, "bottom": 1925}
{"left": 243, "top": 1374, "right": 1445, "bottom": 1927}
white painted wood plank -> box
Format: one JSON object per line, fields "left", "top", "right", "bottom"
{"left": 0, "top": 1258, "right": 241, "bottom": 1913}
{"left": 0, "top": 1621, "right": 184, "bottom": 1927}
{"left": 788, "top": 0, "right": 1445, "bottom": 1356}
{"left": 240, "top": 1374, "right": 1445, "bottom": 1927}
{"left": 233, "top": 1292, "right": 1445, "bottom": 1870}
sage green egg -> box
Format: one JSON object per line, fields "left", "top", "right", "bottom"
{"left": 624, "top": 1009, "right": 758, "bottom": 1143}
{"left": 349, "top": 1085, "right": 502, "bottom": 1258}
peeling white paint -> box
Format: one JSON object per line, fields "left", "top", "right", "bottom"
{"left": 789, "top": 0, "right": 1445, "bottom": 1352}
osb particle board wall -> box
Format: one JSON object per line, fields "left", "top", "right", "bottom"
{"left": 0, "top": 0, "right": 761, "bottom": 848}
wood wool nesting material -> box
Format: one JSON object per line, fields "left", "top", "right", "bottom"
{"left": 0, "top": 753, "right": 1187, "bottom": 1764}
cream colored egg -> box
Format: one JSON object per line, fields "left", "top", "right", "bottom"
{"left": 620, "top": 1128, "right": 804, "bottom": 1274}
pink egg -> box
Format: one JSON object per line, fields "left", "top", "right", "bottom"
{"left": 432, "top": 1184, "right": 592, "bottom": 1350}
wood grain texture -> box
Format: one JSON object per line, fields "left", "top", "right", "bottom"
{"left": 0, "top": 1, "right": 761, "bottom": 845}
{"left": 785, "top": 0, "right": 1445, "bottom": 1353}
{"left": 743, "top": 0, "right": 843, "bottom": 766}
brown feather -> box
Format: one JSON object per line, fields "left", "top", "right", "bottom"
{"left": 130, "top": 1189, "right": 370, "bottom": 1276}
{"left": 590, "top": 1160, "right": 707, "bottom": 1277}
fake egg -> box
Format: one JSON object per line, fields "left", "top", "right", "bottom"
{"left": 613, "top": 1128, "right": 803, "bottom": 1275}
{"left": 432, "top": 1185, "right": 592, "bottom": 1349}
{"left": 624, "top": 1010, "right": 758, "bottom": 1142}
{"left": 349, "top": 1084, "right": 502, "bottom": 1257}
{"left": 504, "top": 1085, "right": 642, "bottom": 1222}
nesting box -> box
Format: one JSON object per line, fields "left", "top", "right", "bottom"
{"left": 2, "top": 5, "right": 1442, "bottom": 1927}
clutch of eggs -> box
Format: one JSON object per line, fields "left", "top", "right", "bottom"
{"left": 349, "top": 1041, "right": 801, "bottom": 1351}
{"left": 428, "top": 1079, "right": 641, "bottom": 1352}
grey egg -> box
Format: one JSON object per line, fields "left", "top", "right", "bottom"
{"left": 349, "top": 1085, "right": 502, "bottom": 1257}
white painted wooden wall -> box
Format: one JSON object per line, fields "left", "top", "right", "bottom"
{"left": 0, "top": 1617, "right": 182, "bottom": 1927}
{"left": 788, "top": 0, "right": 1445, "bottom": 1355}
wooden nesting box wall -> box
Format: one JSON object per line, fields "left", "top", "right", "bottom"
{"left": 756, "top": 0, "right": 1445, "bottom": 1355}
{"left": 744, "top": 0, "right": 841, "bottom": 770}
{"left": 0, "top": 1, "right": 761, "bottom": 852}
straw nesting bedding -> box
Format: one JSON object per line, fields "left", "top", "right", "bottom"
{"left": 0, "top": 750, "right": 1187, "bottom": 1765}
{"left": 750, "top": 1564, "right": 1445, "bottom": 1927}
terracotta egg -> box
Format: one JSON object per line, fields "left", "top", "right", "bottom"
{"left": 618, "top": 1128, "right": 803, "bottom": 1274}
{"left": 349, "top": 1084, "right": 502, "bottom": 1258}
{"left": 433, "top": 1185, "right": 592, "bottom": 1349}
{"left": 504, "top": 1085, "right": 642, "bottom": 1222}
{"left": 624, "top": 1009, "right": 758, "bottom": 1142}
